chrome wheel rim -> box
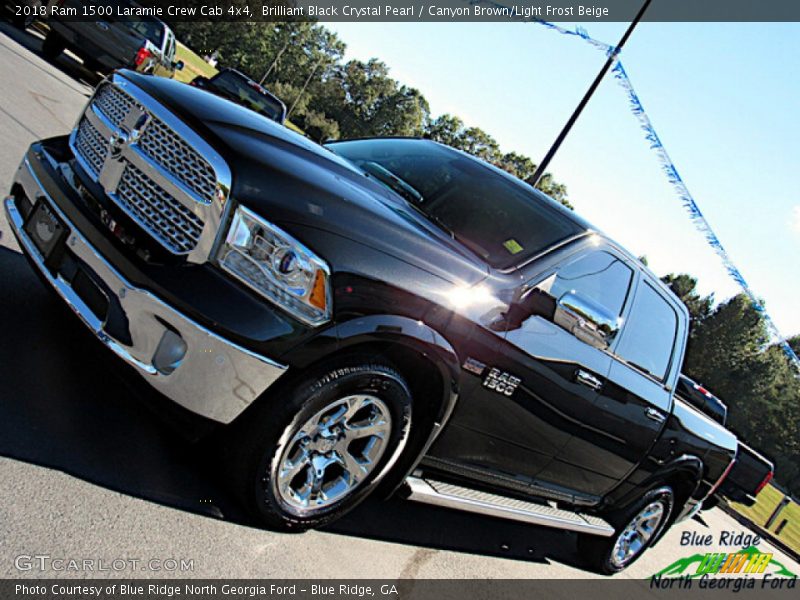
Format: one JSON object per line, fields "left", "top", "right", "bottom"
{"left": 610, "top": 501, "right": 665, "bottom": 568}
{"left": 274, "top": 394, "right": 392, "bottom": 514}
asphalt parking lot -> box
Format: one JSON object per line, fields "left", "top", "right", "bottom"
{"left": 1, "top": 21, "right": 798, "bottom": 581}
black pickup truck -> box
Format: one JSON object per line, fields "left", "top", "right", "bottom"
{"left": 42, "top": 2, "right": 181, "bottom": 77}
{"left": 190, "top": 68, "right": 287, "bottom": 125}
{"left": 5, "top": 71, "right": 749, "bottom": 574}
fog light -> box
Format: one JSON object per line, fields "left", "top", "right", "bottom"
{"left": 152, "top": 330, "right": 187, "bottom": 375}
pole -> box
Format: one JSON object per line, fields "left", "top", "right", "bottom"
{"left": 260, "top": 39, "right": 290, "bottom": 85}
{"left": 287, "top": 58, "right": 323, "bottom": 119}
{"left": 530, "top": 0, "right": 653, "bottom": 186}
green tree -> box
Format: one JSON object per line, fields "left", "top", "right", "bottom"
{"left": 314, "top": 59, "right": 429, "bottom": 138}
{"left": 661, "top": 273, "right": 714, "bottom": 335}
{"left": 677, "top": 294, "right": 800, "bottom": 495}
{"left": 296, "top": 110, "right": 340, "bottom": 143}
{"left": 498, "top": 151, "right": 537, "bottom": 180}
{"left": 789, "top": 335, "right": 800, "bottom": 356}
{"left": 685, "top": 294, "right": 768, "bottom": 384}
{"left": 458, "top": 126, "right": 501, "bottom": 162}
{"left": 426, "top": 114, "right": 465, "bottom": 147}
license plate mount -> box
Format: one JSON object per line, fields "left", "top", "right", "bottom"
{"left": 24, "top": 200, "right": 69, "bottom": 269}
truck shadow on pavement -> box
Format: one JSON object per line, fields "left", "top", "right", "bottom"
{"left": 0, "top": 246, "right": 586, "bottom": 571}
{"left": 0, "top": 20, "right": 101, "bottom": 90}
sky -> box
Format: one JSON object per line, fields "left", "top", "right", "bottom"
{"left": 325, "top": 20, "right": 800, "bottom": 339}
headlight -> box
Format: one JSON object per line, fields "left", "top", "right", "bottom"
{"left": 217, "top": 206, "right": 331, "bottom": 326}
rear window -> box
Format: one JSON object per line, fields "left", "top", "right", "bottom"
{"left": 327, "top": 139, "right": 584, "bottom": 269}
{"left": 119, "top": 18, "right": 165, "bottom": 48}
{"left": 616, "top": 282, "right": 678, "bottom": 380}
{"left": 212, "top": 72, "right": 285, "bottom": 122}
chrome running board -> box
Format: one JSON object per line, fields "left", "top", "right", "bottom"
{"left": 405, "top": 476, "right": 615, "bottom": 537}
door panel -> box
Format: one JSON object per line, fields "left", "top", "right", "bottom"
{"left": 539, "top": 361, "right": 670, "bottom": 495}
{"left": 499, "top": 315, "right": 612, "bottom": 480}
{"left": 494, "top": 248, "right": 635, "bottom": 491}
{"left": 427, "top": 244, "right": 684, "bottom": 502}
{"left": 553, "top": 280, "right": 682, "bottom": 494}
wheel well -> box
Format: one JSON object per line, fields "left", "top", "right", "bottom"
{"left": 237, "top": 341, "right": 453, "bottom": 490}
{"left": 656, "top": 471, "right": 700, "bottom": 538}
{"left": 664, "top": 472, "right": 700, "bottom": 512}
{"left": 330, "top": 341, "right": 450, "bottom": 441}
{"left": 352, "top": 342, "right": 452, "bottom": 494}
{"left": 614, "top": 473, "right": 698, "bottom": 548}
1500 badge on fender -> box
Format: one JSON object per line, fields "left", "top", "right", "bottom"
{"left": 482, "top": 368, "right": 521, "bottom": 397}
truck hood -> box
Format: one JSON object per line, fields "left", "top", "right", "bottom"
{"left": 120, "top": 71, "right": 489, "bottom": 286}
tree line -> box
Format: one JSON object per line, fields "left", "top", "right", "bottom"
{"left": 171, "top": 17, "right": 799, "bottom": 496}
{"left": 662, "top": 274, "right": 800, "bottom": 497}
{"left": 170, "top": 18, "right": 571, "bottom": 206}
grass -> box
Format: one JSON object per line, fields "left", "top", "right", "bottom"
{"left": 284, "top": 120, "right": 305, "bottom": 134}
{"left": 729, "top": 484, "right": 800, "bottom": 556}
{"left": 174, "top": 42, "right": 218, "bottom": 84}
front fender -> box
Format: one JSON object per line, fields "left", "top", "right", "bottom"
{"left": 281, "top": 314, "right": 461, "bottom": 425}
{"left": 279, "top": 314, "right": 462, "bottom": 492}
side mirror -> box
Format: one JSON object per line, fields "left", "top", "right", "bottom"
{"left": 173, "top": 60, "right": 185, "bottom": 71}
{"left": 555, "top": 291, "right": 619, "bottom": 350}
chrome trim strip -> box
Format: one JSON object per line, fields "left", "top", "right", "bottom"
{"left": 500, "top": 231, "right": 592, "bottom": 274}
{"left": 6, "top": 156, "right": 287, "bottom": 424}
{"left": 406, "top": 476, "right": 615, "bottom": 536}
{"left": 87, "top": 101, "right": 116, "bottom": 140}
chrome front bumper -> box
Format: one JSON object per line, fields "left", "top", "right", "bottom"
{"left": 5, "top": 156, "right": 287, "bottom": 424}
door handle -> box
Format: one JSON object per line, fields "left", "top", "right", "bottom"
{"left": 96, "top": 21, "right": 109, "bottom": 30}
{"left": 575, "top": 369, "right": 603, "bottom": 391}
{"left": 645, "top": 407, "right": 666, "bottom": 423}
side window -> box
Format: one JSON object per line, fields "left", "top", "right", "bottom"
{"left": 616, "top": 282, "right": 678, "bottom": 380}
{"left": 540, "top": 250, "right": 633, "bottom": 319}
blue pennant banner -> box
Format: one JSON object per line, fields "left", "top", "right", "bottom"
{"left": 608, "top": 59, "right": 800, "bottom": 369}
{"left": 465, "top": 1, "right": 800, "bottom": 369}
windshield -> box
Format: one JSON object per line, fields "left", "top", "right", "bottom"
{"left": 119, "top": 17, "right": 165, "bottom": 48}
{"left": 211, "top": 71, "right": 286, "bottom": 122}
{"left": 327, "top": 138, "right": 584, "bottom": 269}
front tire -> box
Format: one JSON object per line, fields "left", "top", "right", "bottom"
{"left": 578, "top": 486, "right": 674, "bottom": 574}
{"left": 228, "top": 361, "right": 413, "bottom": 531}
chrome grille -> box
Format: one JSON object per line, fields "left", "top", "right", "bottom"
{"left": 69, "top": 78, "right": 228, "bottom": 258}
{"left": 73, "top": 119, "right": 108, "bottom": 177}
{"left": 93, "top": 84, "right": 140, "bottom": 129}
{"left": 116, "top": 164, "right": 203, "bottom": 254}
{"left": 138, "top": 117, "right": 217, "bottom": 203}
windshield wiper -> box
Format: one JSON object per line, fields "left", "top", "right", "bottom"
{"left": 360, "top": 161, "right": 425, "bottom": 205}
{"left": 359, "top": 161, "right": 490, "bottom": 260}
